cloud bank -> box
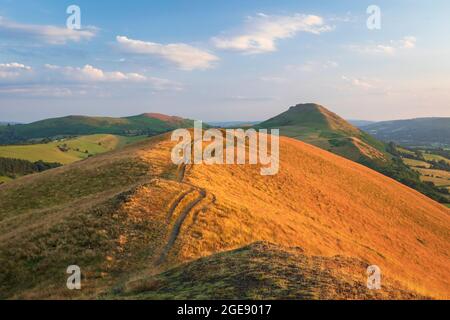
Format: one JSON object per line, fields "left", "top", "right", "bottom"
{"left": 0, "top": 16, "right": 96, "bottom": 44}
{"left": 116, "top": 36, "right": 219, "bottom": 70}
{"left": 212, "top": 13, "right": 332, "bottom": 54}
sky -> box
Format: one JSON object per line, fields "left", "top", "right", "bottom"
{"left": 0, "top": 0, "right": 450, "bottom": 123}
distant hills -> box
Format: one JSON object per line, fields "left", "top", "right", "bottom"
{"left": 256, "top": 103, "right": 449, "bottom": 203}
{"left": 1, "top": 132, "right": 448, "bottom": 299}
{"left": 361, "top": 118, "right": 450, "bottom": 147}
{"left": 348, "top": 120, "right": 376, "bottom": 127}
{"left": 0, "top": 113, "right": 195, "bottom": 144}
{"left": 0, "top": 121, "right": 21, "bottom": 126}
{"left": 209, "top": 120, "right": 261, "bottom": 128}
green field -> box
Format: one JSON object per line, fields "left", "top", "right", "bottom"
{"left": 402, "top": 158, "right": 431, "bottom": 168}
{"left": 0, "top": 134, "right": 146, "bottom": 165}
{"left": 422, "top": 153, "right": 450, "bottom": 165}
{"left": 397, "top": 147, "right": 416, "bottom": 156}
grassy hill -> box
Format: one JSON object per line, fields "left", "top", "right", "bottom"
{"left": 361, "top": 118, "right": 450, "bottom": 147}
{"left": 0, "top": 113, "right": 196, "bottom": 144}
{"left": 256, "top": 103, "right": 387, "bottom": 163}
{"left": 0, "top": 132, "right": 448, "bottom": 299}
{"left": 256, "top": 103, "right": 449, "bottom": 203}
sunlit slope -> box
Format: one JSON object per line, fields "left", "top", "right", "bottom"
{"left": 0, "top": 133, "right": 448, "bottom": 299}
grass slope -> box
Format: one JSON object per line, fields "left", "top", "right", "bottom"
{"left": 0, "top": 132, "right": 448, "bottom": 299}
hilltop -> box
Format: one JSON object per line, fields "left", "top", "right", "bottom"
{"left": 118, "top": 242, "right": 424, "bottom": 300}
{"left": 361, "top": 118, "right": 450, "bottom": 147}
{"left": 0, "top": 113, "right": 195, "bottom": 144}
{"left": 256, "top": 103, "right": 449, "bottom": 203}
{"left": 0, "top": 132, "right": 448, "bottom": 299}
{"left": 256, "top": 103, "right": 386, "bottom": 163}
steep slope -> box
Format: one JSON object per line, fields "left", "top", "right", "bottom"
{"left": 0, "top": 113, "right": 195, "bottom": 144}
{"left": 256, "top": 103, "right": 448, "bottom": 203}
{"left": 362, "top": 118, "right": 450, "bottom": 147}
{"left": 0, "top": 132, "right": 449, "bottom": 299}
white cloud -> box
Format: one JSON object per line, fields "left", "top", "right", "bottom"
{"left": 0, "top": 16, "right": 96, "bottom": 44}
{"left": 44, "top": 64, "right": 182, "bottom": 90}
{"left": 116, "top": 36, "right": 219, "bottom": 71}
{"left": 0, "top": 63, "right": 181, "bottom": 98}
{"left": 44, "top": 64, "right": 148, "bottom": 82}
{"left": 348, "top": 36, "right": 416, "bottom": 55}
{"left": 399, "top": 36, "right": 417, "bottom": 49}
{"left": 212, "top": 13, "right": 332, "bottom": 54}
{"left": 341, "top": 76, "right": 376, "bottom": 90}
{"left": 0, "top": 86, "right": 76, "bottom": 97}
{"left": 0, "top": 62, "right": 32, "bottom": 79}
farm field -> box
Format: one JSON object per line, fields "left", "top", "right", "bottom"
{"left": 402, "top": 158, "right": 431, "bottom": 168}
{"left": 0, "top": 134, "right": 146, "bottom": 164}
{"left": 422, "top": 153, "right": 450, "bottom": 165}
{"left": 414, "top": 168, "right": 450, "bottom": 187}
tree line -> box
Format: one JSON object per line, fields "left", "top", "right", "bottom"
{"left": 0, "top": 157, "right": 62, "bottom": 179}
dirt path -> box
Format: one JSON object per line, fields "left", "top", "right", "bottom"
{"left": 155, "top": 141, "right": 214, "bottom": 265}
{"left": 156, "top": 188, "right": 206, "bottom": 265}
{"left": 166, "top": 189, "right": 193, "bottom": 221}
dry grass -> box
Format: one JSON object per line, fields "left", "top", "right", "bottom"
{"left": 118, "top": 242, "right": 426, "bottom": 300}
{"left": 0, "top": 132, "right": 449, "bottom": 299}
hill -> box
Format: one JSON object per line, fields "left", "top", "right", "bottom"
{"left": 256, "top": 103, "right": 449, "bottom": 203}
{"left": 0, "top": 113, "right": 196, "bottom": 144}
{"left": 361, "top": 118, "right": 450, "bottom": 147}
{"left": 0, "top": 132, "right": 448, "bottom": 299}
{"left": 256, "top": 103, "right": 387, "bottom": 163}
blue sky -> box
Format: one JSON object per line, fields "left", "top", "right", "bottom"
{"left": 0, "top": 0, "right": 449, "bottom": 122}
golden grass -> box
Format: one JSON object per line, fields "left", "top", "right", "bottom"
{"left": 160, "top": 134, "right": 450, "bottom": 299}
{"left": 1, "top": 132, "right": 449, "bottom": 299}
{"left": 119, "top": 242, "right": 425, "bottom": 300}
